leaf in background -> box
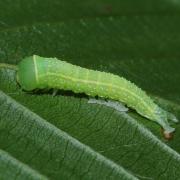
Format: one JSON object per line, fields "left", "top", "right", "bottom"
{"left": 0, "top": 0, "right": 180, "bottom": 29}
{"left": 0, "top": 0, "right": 180, "bottom": 180}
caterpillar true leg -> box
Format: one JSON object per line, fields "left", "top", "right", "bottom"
{"left": 52, "top": 89, "right": 58, "bottom": 96}
{"left": 88, "top": 98, "right": 128, "bottom": 112}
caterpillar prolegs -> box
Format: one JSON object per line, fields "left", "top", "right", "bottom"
{"left": 8, "top": 55, "right": 180, "bottom": 138}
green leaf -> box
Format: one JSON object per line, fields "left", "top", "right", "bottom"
{"left": 0, "top": 1, "right": 180, "bottom": 179}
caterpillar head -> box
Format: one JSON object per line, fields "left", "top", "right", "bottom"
{"left": 16, "top": 55, "right": 39, "bottom": 91}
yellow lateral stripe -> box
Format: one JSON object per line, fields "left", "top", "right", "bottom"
{"left": 33, "top": 55, "right": 39, "bottom": 83}
{"left": 39, "top": 72, "right": 154, "bottom": 114}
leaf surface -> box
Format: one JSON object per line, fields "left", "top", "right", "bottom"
{"left": 0, "top": 1, "right": 180, "bottom": 180}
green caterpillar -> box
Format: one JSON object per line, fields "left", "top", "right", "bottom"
{"left": 1, "top": 55, "right": 178, "bottom": 138}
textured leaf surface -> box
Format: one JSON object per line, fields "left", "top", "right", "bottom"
{"left": 0, "top": 0, "right": 180, "bottom": 180}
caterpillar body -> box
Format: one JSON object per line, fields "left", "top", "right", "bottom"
{"left": 16, "top": 55, "right": 178, "bottom": 135}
